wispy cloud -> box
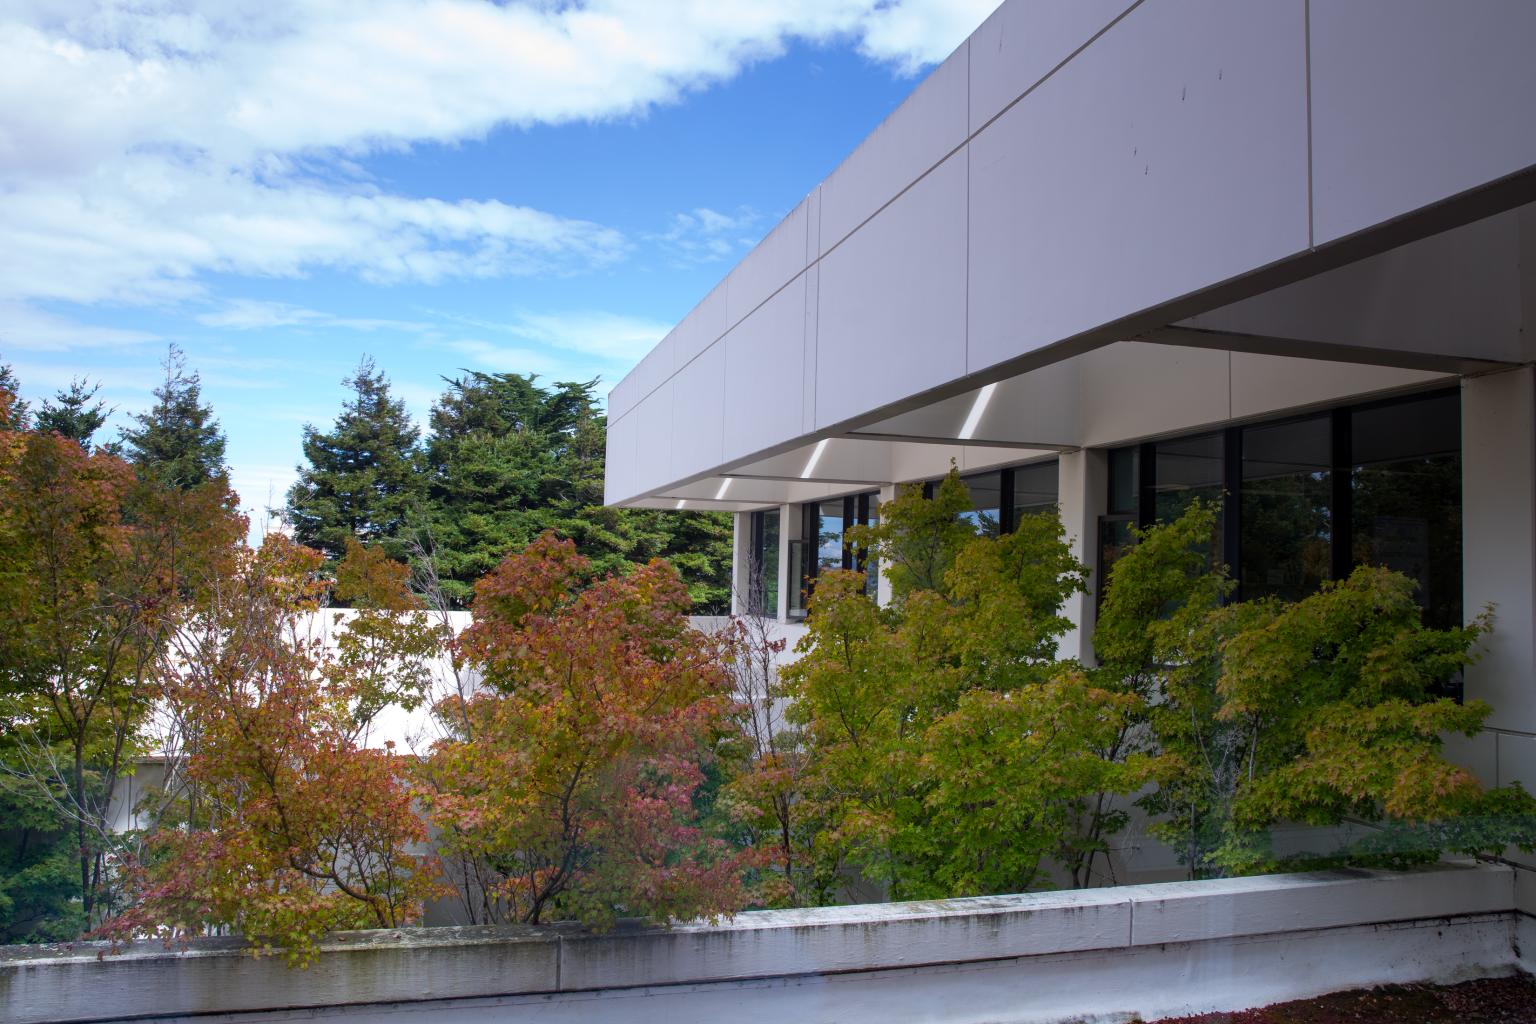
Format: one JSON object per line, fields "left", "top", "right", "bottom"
{"left": 195, "top": 299, "right": 431, "bottom": 332}
{"left": 0, "top": 301, "right": 160, "bottom": 352}
{"left": 653, "top": 206, "right": 765, "bottom": 265}
{"left": 425, "top": 307, "right": 672, "bottom": 390}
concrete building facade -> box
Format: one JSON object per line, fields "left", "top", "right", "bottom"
{"left": 604, "top": 0, "right": 1536, "bottom": 811}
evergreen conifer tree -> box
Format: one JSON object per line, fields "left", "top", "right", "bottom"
{"left": 0, "top": 363, "right": 29, "bottom": 431}
{"left": 286, "top": 356, "right": 423, "bottom": 562}
{"left": 420, "top": 370, "right": 732, "bottom": 609}
{"left": 34, "top": 378, "right": 110, "bottom": 451}
{"left": 120, "top": 344, "right": 228, "bottom": 488}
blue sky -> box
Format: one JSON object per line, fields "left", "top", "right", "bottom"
{"left": 0, "top": 1, "right": 999, "bottom": 528}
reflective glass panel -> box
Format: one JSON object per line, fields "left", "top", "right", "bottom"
{"left": 1351, "top": 392, "right": 1461, "bottom": 630}
{"left": 1241, "top": 416, "right": 1332, "bottom": 601}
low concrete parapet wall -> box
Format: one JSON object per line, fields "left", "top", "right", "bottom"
{"left": 2, "top": 862, "right": 1527, "bottom": 1024}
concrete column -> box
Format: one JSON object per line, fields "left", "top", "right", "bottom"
{"left": 876, "top": 484, "right": 898, "bottom": 607}
{"left": 776, "top": 503, "right": 796, "bottom": 623}
{"left": 1058, "top": 448, "right": 1107, "bottom": 665}
{"left": 730, "top": 511, "right": 748, "bottom": 617}
{"left": 1461, "top": 367, "right": 1536, "bottom": 791}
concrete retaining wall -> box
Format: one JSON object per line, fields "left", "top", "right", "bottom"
{"left": 3, "top": 863, "right": 1528, "bottom": 1024}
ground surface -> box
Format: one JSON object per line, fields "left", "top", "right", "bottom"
{"left": 1150, "top": 973, "right": 1536, "bottom": 1023}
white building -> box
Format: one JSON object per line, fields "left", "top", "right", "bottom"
{"left": 604, "top": 1, "right": 1536, "bottom": 874}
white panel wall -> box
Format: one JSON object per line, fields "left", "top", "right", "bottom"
{"left": 670, "top": 342, "right": 726, "bottom": 481}
{"left": 602, "top": 408, "right": 640, "bottom": 506}
{"left": 818, "top": 44, "right": 969, "bottom": 254}
{"left": 723, "top": 276, "right": 807, "bottom": 464}
{"left": 968, "top": 0, "right": 1137, "bottom": 132}
{"left": 966, "top": 0, "right": 1310, "bottom": 376}
{"left": 671, "top": 280, "right": 729, "bottom": 371}
{"left": 631, "top": 378, "right": 674, "bottom": 497}
{"left": 816, "top": 149, "right": 969, "bottom": 428}
{"left": 608, "top": 332, "right": 674, "bottom": 421}
{"left": 727, "top": 200, "right": 810, "bottom": 326}
{"left": 1310, "top": 0, "right": 1536, "bottom": 244}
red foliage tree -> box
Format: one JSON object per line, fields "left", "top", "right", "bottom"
{"left": 421, "top": 533, "right": 753, "bottom": 927}
{"left": 100, "top": 536, "right": 445, "bottom": 962}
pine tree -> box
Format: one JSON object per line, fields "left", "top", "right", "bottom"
{"left": 120, "top": 344, "right": 228, "bottom": 488}
{"left": 34, "top": 378, "right": 111, "bottom": 452}
{"left": 0, "top": 363, "right": 29, "bottom": 431}
{"left": 419, "top": 371, "right": 733, "bottom": 609}
{"left": 286, "top": 356, "right": 424, "bottom": 563}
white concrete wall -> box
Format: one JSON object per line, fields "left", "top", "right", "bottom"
{"left": 5, "top": 864, "right": 1524, "bottom": 1024}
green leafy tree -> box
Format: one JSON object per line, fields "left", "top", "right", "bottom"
{"left": 120, "top": 344, "right": 228, "bottom": 488}
{"left": 1102, "top": 503, "right": 1536, "bottom": 878}
{"left": 286, "top": 357, "right": 424, "bottom": 564}
{"left": 34, "top": 378, "right": 111, "bottom": 452}
{"left": 749, "top": 471, "right": 1146, "bottom": 903}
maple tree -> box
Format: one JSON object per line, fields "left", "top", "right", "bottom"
{"left": 743, "top": 471, "right": 1149, "bottom": 903}
{"left": 99, "top": 536, "right": 445, "bottom": 962}
{"left": 0, "top": 415, "right": 245, "bottom": 929}
{"left": 1100, "top": 502, "right": 1536, "bottom": 878}
{"left": 419, "top": 533, "right": 753, "bottom": 927}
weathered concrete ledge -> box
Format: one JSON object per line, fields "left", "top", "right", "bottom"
{"left": 1, "top": 862, "right": 1527, "bottom": 1024}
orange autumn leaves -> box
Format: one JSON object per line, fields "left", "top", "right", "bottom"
{"left": 421, "top": 534, "right": 755, "bottom": 928}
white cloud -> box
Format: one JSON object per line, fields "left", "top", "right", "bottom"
{"left": 0, "top": 301, "right": 161, "bottom": 352}
{"left": 429, "top": 307, "right": 672, "bottom": 388}
{"left": 654, "top": 206, "right": 765, "bottom": 265}
{"left": 0, "top": 1, "right": 1001, "bottom": 307}
{"left": 0, "top": 158, "right": 629, "bottom": 307}
{"left": 857, "top": 0, "right": 1002, "bottom": 74}
{"left": 195, "top": 299, "right": 430, "bottom": 332}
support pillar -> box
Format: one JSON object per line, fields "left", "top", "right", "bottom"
{"left": 1058, "top": 448, "right": 1106, "bottom": 666}
{"left": 1461, "top": 367, "right": 1536, "bottom": 792}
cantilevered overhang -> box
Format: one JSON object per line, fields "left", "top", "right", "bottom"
{"left": 606, "top": 0, "right": 1536, "bottom": 508}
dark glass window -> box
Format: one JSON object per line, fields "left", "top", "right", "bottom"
{"left": 961, "top": 471, "right": 1004, "bottom": 537}
{"left": 1100, "top": 448, "right": 1141, "bottom": 601}
{"left": 1097, "top": 389, "right": 1460, "bottom": 628}
{"left": 1009, "top": 460, "right": 1060, "bottom": 528}
{"left": 1351, "top": 392, "right": 1461, "bottom": 629}
{"left": 1155, "top": 432, "right": 1225, "bottom": 560}
{"left": 1108, "top": 447, "right": 1138, "bottom": 516}
{"left": 749, "top": 509, "right": 780, "bottom": 616}
{"left": 1241, "top": 415, "right": 1333, "bottom": 602}
{"left": 816, "top": 499, "right": 847, "bottom": 573}
{"left": 798, "top": 493, "right": 880, "bottom": 608}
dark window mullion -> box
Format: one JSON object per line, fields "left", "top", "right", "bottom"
{"left": 1331, "top": 407, "right": 1353, "bottom": 584}
{"left": 1223, "top": 426, "right": 1242, "bottom": 598}
{"left": 1000, "top": 467, "right": 1016, "bottom": 533}
{"left": 1137, "top": 442, "right": 1157, "bottom": 529}
{"left": 842, "top": 495, "right": 856, "bottom": 570}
